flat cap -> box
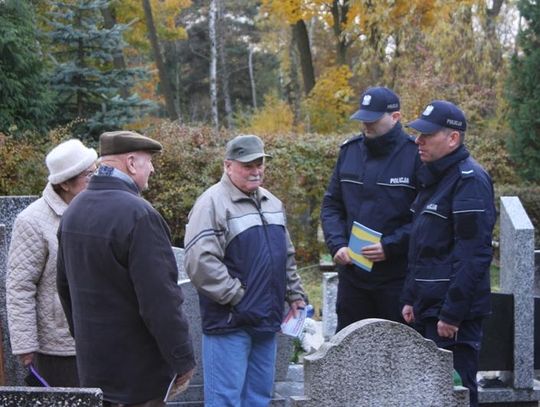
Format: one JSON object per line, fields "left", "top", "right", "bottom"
{"left": 99, "top": 130, "right": 163, "bottom": 156}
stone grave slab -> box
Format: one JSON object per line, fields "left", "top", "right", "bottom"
{"left": 291, "top": 318, "right": 468, "bottom": 407}
{"left": 0, "top": 386, "right": 102, "bottom": 406}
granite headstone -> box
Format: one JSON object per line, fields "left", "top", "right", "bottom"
{"left": 0, "top": 196, "right": 38, "bottom": 244}
{"left": 291, "top": 319, "right": 469, "bottom": 407}
{"left": 477, "top": 197, "right": 540, "bottom": 405}
{"left": 478, "top": 292, "right": 514, "bottom": 371}
{"left": 535, "top": 250, "right": 540, "bottom": 297}
{"left": 172, "top": 246, "right": 188, "bottom": 281}
{"left": 322, "top": 272, "right": 338, "bottom": 340}
{"left": 0, "top": 196, "right": 38, "bottom": 386}
{"left": 499, "top": 197, "right": 534, "bottom": 389}
{"left": 0, "top": 386, "right": 102, "bottom": 406}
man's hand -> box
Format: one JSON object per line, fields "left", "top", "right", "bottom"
{"left": 361, "top": 243, "right": 386, "bottom": 262}
{"left": 290, "top": 299, "right": 306, "bottom": 318}
{"left": 19, "top": 352, "right": 34, "bottom": 367}
{"left": 175, "top": 368, "right": 195, "bottom": 387}
{"left": 437, "top": 320, "right": 459, "bottom": 339}
{"left": 402, "top": 305, "right": 415, "bottom": 324}
{"left": 333, "top": 247, "right": 352, "bottom": 265}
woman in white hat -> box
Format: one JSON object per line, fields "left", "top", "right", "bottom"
{"left": 6, "top": 139, "right": 97, "bottom": 386}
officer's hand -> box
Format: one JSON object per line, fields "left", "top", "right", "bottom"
{"left": 437, "top": 320, "right": 459, "bottom": 339}
{"left": 361, "top": 243, "right": 386, "bottom": 262}
{"left": 333, "top": 247, "right": 352, "bottom": 265}
{"left": 402, "top": 305, "right": 415, "bottom": 324}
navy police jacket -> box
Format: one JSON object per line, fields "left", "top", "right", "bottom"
{"left": 321, "top": 122, "right": 421, "bottom": 286}
{"left": 401, "top": 145, "right": 496, "bottom": 325}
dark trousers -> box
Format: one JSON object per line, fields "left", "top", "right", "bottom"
{"left": 34, "top": 353, "right": 79, "bottom": 387}
{"left": 417, "top": 318, "right": 483, "bottom": 407}
{"left": 336, "top": 276, "right": 404, "bottom": 332}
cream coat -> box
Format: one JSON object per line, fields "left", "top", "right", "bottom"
{"left": 6, "top": 183, "right": 75, "bottom": 355}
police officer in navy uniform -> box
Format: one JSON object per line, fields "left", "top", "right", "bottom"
{"left": 401, "top": 100, "right": 496, "bottom": 407}
{"left": 321, "top": 87, "right": 421, "bottom": 331}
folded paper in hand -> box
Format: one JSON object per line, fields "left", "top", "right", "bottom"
{"left": 164, "top": 374, "right": 191, "bottom": 402}
{"left": 348, "top": 221, "right": 382, "bottom": 272}
{"left": 280, "top": 307, "right": 307, "bottom": 337}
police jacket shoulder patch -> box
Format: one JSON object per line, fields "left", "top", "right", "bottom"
{"left": 340, "top": 134, "right": 363, "bottom": 148}
{"left": 458, "top": 160, "right": 475, "bottom": 179}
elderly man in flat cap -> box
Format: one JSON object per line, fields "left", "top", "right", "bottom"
{"left": 184, "top": 135, "right": 306, "bottom": 407}
{"left": 57, "top": 131, "right": 195, "bottom": 407}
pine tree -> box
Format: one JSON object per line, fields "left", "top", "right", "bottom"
{"left": 47, "top": 0, "right": 155, "bottom": 137}
{"left": 507, "top": 0, "right": 540, "bottom": 181}
{"left": 0, "top": 0, "right": 54, "bottom": 135}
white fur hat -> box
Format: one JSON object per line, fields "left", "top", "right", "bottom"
{"left": 46, "top": 139, "right": 97, "bottom": 185}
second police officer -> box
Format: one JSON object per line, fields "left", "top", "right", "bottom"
{"left": 402, "top": 100, "right": 496, "bottom": 407}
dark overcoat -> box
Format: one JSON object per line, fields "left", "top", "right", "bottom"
{"left": 57, "top": 175, "right": 195, "bottom": 404}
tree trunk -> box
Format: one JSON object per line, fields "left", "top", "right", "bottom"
{"left": 101, "top": 5, "right": 129, "bottom": 98}
{"left": 292, "top": 19, "right": 315, "bottom": 95}
{"left": 288, "top": 39, "right": 302, "bottom": 125}
{"left": 209, "top": 0, "right": 219, "bottom": 130}
{"left": 217, "top": 1, "right": 233, "bottom": 128}
{"left": 331, "top": 0, "right": 350, "bottom": 65}
{"left": 142, "top": 0, "right": 179, "bottom": 121}
{"left": 248, "top": 47, "right": 257, "bottom": 109}
{"left": 367, "top": 24, "right": 385, "bottom": 84}
{"left": 483, "top": 0, "right": 505, "bottom": 67}
{"left": 175, "top": 41, "right": 182, "bottom": 121}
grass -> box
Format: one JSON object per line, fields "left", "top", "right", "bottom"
{"left": 297, "top": 264, "right": 325, "bottom": 321}
{"left": 491, "top": 263, "right": 500, "bottom": 292}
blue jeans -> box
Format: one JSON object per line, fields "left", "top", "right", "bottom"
{"left": 203, "top": 330, "right": 277, "bottom": 407}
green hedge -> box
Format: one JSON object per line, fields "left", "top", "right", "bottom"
{"left": 145, "top": 125, "right": 540, "bottom": 262}
{"left": 3, "top": 123, "right": 540, "bottom": 267}
{"left": 145, "top": 124, "right": 344, "bottom": 265}
{"left": 0, "top": 134, "right": 50, "bottom": 195}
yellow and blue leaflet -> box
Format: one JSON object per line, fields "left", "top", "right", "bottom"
{"left": 348, "top": 221, "right": 382, "bottom": 272}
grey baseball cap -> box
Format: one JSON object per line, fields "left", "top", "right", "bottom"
{"left": 225, "top": 135, "right": 272, "bottom": 162}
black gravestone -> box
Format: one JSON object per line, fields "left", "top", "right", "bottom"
{"left": 479, "top": 292, "right": 514, "bottom": 371}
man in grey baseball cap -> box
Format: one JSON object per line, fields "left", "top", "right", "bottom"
{"left": 184, "top": 134, "right": 305, "bottom": 406}
{"left": 225, "top": 134, "right": 272, "bottom": 163}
